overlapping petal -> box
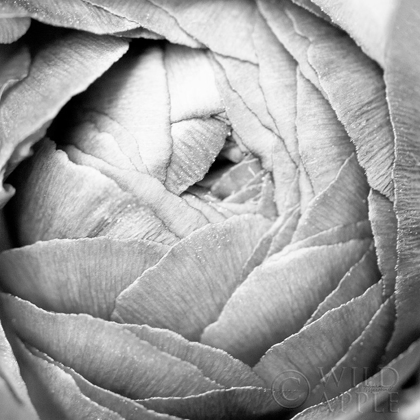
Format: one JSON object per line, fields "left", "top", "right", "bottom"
{"left": 0, "top": 29, "right": 129, "bottom": 207}
{"left": 0, "top": 1, "right": 419, "bottom": 419}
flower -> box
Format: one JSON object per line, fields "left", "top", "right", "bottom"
{"left": 1, "top": 0, "right": 420, "bottom": 419}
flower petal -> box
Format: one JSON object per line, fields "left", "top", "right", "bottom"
{"left": 292, "top": 154, "right": 369, "bottom": 242}
{"left": 166, "top": 118, "right": 228, "bottom": 196}
{"left": 10, "top": 139, "right": 178, "bottom": 245}
{"left": 0, "top": 237, "right": 168, "bottom": 319}
{"left": 17, "top": 334, "right": 269, "bottom": 420}
{"left": 305, "top": 244, "right": 380, "bottom": 324}
{"left": 116, "top": 27, "right": 167, "bottom": 40}
{"left": 60, "top": 43, "right": 229, "bottom": 196}
{"left": 286, "top": 220, "right": 372, "bottom": 253}
{"left": 139, "top": 387, "right": 277, "bottom": 419}
{"left": 292, "top": 336, "right": 420, "bottom": 419}
{"left": 71, "top": 45, "right": 172, "bottom": 183}
{"left": 12, "top": 339, "right": 128, "bottom": 420}
{"left": 306, "top": 296, "right": 394, "bottom": 407}
{"left": 0, "top": 0, "right": 140, "bottom": 34}
{"left": 211, "top": 158, "right": 263, "bottom": 199}
{"left": 41, "top": 350, "right": 180, "bottom": 420}
{"left": 211, "top": 46, "right": 299, "bottom": 217}
{"left": 165, "top": 45, "right": 223, "bottom": 123}
{"left": 112, "top": 214, "right": 272, "bottom": 340}
{"left": 296, "top": 70, "right": 354, "bottom": 194}
{"left": 223, "top": 181, "right": 262, "bottom": 204}
{"left": 271, "top": 141, "right": 301, "bottom": 216}
{"left": 0, "top": 29, "right": 129, "bottom": 205}
{"left": 150, "top": 0, "right": 258, "bottom": 63}
{"left": 215, "top": 55, "right": 278, "bottom": 135}
{"left": 123, "top": 324, "right": 265, "bottom": 388}
{"left": 241, "top": 206, "right": 300, "bottom": 280}
{"left": 201, "top": 238, "right": 372, "bottom": 364}
{"left": 307, "top": 0, "right": 399, "bottom": 66}
{"left": 261, "top": 0, "right": 395, "bottom": 199}
{"left": 0, "top": 17, "right": 30, "bottom": 43}
{"left": 302, "top": 24, "right": 395, "bottom": 199}
{"left": 252, "top": 12, "right": 300, "bottom": 164}
{"left": 0, "top": 43, "right": 31, "bottom": 96}
{"left": 0, "top": 322, "right": 38, "bottom": 420}
{"left": 63, "top": 146, "right": 211, "bottom": 238}
{"left": 257, "top": 0, "right": 322, "bottom": 91}
{"left": 181, "top": 192, "right": 227, "bottom": 224}
{"left": 211, "top": 57, "right": 276, "bottom": 171}
{"left": 291, "top": 0, "right": 330, "bottom": 21}
{"left": 7, "top": 304, "right": 269, "bottom": 419}
{"left": 254, "top": 282, "right": 383, "bottom": 389}
{"left": 164, "top": 45, "right": 230, "bottom": 192}
{"left": 264, "top": 206, "right": 301, "bottom": 258}
{"left": 368, "top": 190, "right": 397, "bottom": 297}
{"left": 82, "top": 0, "right": 201, "bottom": 47}
{"left": 0, "top": 42, "right": 32, "bottom": 204}
{"left": 383, "top": 0, "right": 420, "bottom": 360}
{"left": 1, "top": 295, "right": 222, "bottom": 399}
{"left": 215, "top": 173, "right": 277, "bottom": 219}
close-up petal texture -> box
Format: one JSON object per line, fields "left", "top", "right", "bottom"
{"left": 1, "top": 1, "right": 420, "bottom": 419}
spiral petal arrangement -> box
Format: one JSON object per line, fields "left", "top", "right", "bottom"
{"left": 0, "top": 1, "right": 420, "bottom": 419}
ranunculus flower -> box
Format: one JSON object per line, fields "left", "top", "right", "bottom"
{"left": 0, "top": 1, "right": 420, "bottom": 419}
